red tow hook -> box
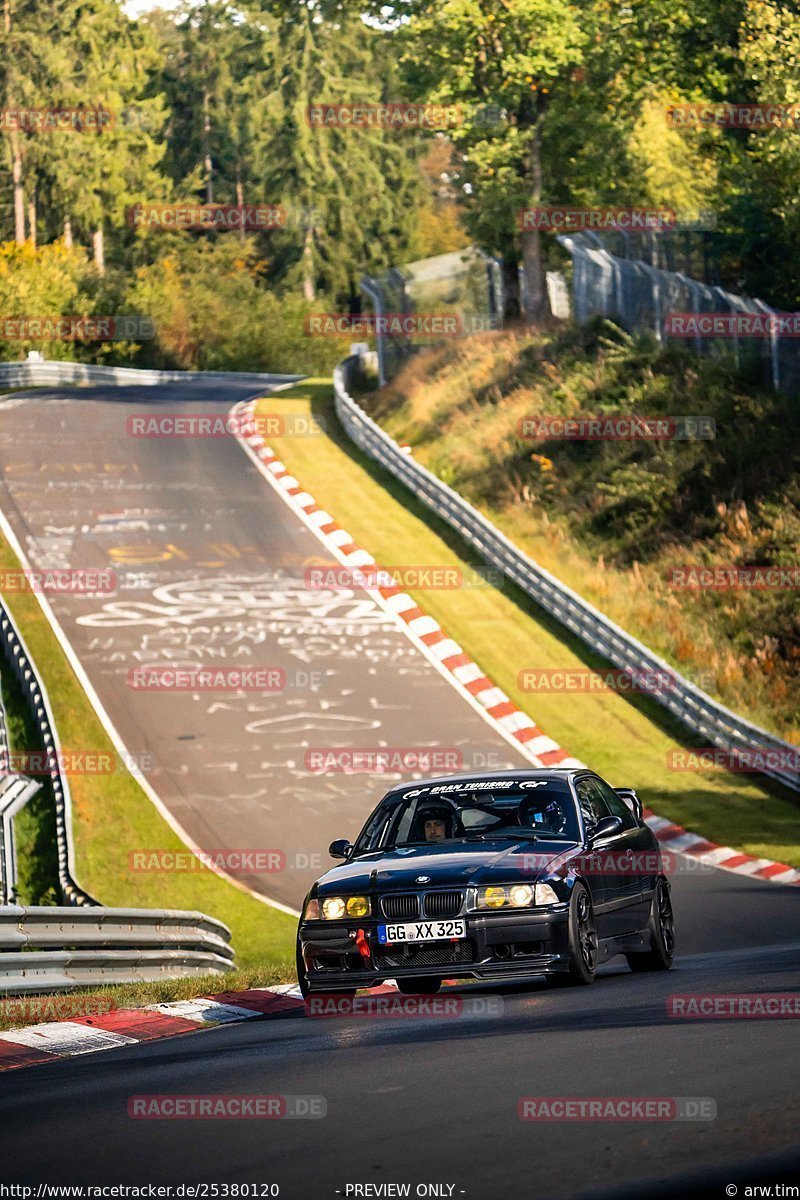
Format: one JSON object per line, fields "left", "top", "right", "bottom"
{"left": 355, "top": 928, "right": 371, "bottom": 960}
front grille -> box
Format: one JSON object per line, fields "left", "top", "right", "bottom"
{"left": 375, "top": 940, "right": 474, "bottom": 970}
{"left": 381, "top": 893, "right": 420, "bottom": 920}
{"left": 422, "top": 890, "right": 463, "bottom": 919}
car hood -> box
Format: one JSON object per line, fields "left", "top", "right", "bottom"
{"left": 314, "top": 839, "right": 579, "bottom": 893}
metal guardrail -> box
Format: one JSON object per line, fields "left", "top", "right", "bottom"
{"left": 334, "top": 356, "right": 800, "bottom": 795}
{"left": 0, "top": 599, "right": 96, "bottom": 905}
{"left": 0, "top": 637, "right": 42, "bottom": 903}
{"left": 0, "top": 778, "right": 41, "bottom": 906}
{"left": 0, "top": 906, "right": 234, "bottom": 992}
{"left": 0, "top": 361, "right": 298, "bottom": 388}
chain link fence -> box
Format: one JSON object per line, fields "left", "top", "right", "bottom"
{"left": 361, "top": 246, "right": 503, "bottom": 384}
{"left": 557, "top": 231, "right": 799, "bottom": 399}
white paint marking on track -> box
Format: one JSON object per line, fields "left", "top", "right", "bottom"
{"left": 145, "top": 999, "right": 263, "bottom": 1024}
{"left": 0, "top": 1022, "right": 138, "bottom": 1055}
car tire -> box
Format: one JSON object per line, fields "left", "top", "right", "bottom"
{"left": 395, "top": 978, "right": 442, "bottom": 995}
{"left": 563, "top": 882, "right": 598, "bottom": 985}
{"left": 626, "top": 878, "right": 675, "bottom": 972}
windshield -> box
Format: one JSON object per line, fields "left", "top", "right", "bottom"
{"left": 352, "top": 778, "right": 580, "bottom": 854}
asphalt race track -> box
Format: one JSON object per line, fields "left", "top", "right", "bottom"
{"left": 0, "top": 384, "right": 520, "bottom": 909}
{"left": 1, "top": 869, "right": 799, "bottom": 1197}
{"left": 0, "top": 384, "right": 798, "bottom": 1197}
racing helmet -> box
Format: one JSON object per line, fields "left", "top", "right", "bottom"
{"left": 519, "top": 794, "right": 568, "bottom": 835}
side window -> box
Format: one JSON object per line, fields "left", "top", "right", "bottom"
{"left": 574, "top": 777, "right": 609, "bottom": 834}
{"left": 354, "top": 801, "right": 397, "bottom": 852}
{"left": 592, "top": 777, "right": 637, "bottom": 831}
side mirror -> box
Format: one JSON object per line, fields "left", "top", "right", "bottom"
{"left": 592, "top": 815, "right": 623, "bottom": 841}
{"left": 328, "top": 839, "right": 353, "bottom": 860}
{"left": 615, "top": 787, "right": 643, "bottom": 819}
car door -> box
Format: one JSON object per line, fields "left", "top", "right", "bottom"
{"left": 589, "top": 775, "right": 651, "bottom": 934}
{"left": 573, "top": 776, "right": 614, "bottom": 939}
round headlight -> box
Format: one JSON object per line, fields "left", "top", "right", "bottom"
{"left": 322, "top": 896, "right": 346, "bottom": 920}
{"left": 509, "top": 884, "right": 534, "bottom": 907}
{"left": 346, "top": 896, "right": 369, "bottom": 918}
{"left": 482, "top": 886, "right": 507, "bottom": 909}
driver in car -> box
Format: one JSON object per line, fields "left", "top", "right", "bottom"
{"left": 424, "top": 816, "right": 448, "bottom": 842}
{"left": 418, "top": 803, "right": 456, "bottom": 842}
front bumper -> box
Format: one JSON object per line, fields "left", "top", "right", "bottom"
{"left": 298, "top": 907, "right": 571, "bottom": 990}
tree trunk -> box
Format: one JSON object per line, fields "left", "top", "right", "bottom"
{"left": 93, "top": 226, "right": 105, "bottom": 274}
{"left": 4, "top": 0, "right": 26, "bottom": 245}
{"left": 202, "top": 89, "right": 214, "bottom": 204}
{"left": 63, "top": 217, "right": 73, "bottom": 248}
{"left": 520, "top": 120, "right": 545, "bottom": 321}
{"left": 502, "top": 258, "right": 521, "bottom": 322}
{"left": 235, "top": 163, "right": 245, "bottom": 241}
{"left": 10, "top": 132, "right": 26, "bottom": 244}
{"left": 302, "top": 223, "right": 315, "bottom": 302}
{"left": 27, "top": 188, "right": 36, "bottom": 250}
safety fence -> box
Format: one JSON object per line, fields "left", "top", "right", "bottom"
{"left": 558, "top": 231, "right": 800, "bottom": 399}
{"left": 334, "top": 356, "right": 799, "bottom": 796}
{"left": 0, "top": 600, "right": 96, "bottom": 907}
{"left": 361, "top": 246, "right": 503, "bottom": 385}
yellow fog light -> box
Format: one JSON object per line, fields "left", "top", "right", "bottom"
{"left": 481, "top": 886, "right": 507, "bottom": 909}
{"left": 322, "top": 896, "right": 346, "bottom": 920}
{"left": 509, "top": 884, "right": 534, "bottom": 908}
{"left": 346, "top": 896, "right": 369, "bottom": 918}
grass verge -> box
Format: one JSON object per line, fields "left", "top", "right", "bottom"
{"left": 0, "top": 964, "right": 296, "bottom": 1032}
{"left": 256, "top": 379, "right": 800, "bottom": 869}
{"left": 365, "top": 324, "right": 800, "bottom": 743}
{"left": 0, "top": 535, "right": 297, "bottom": 968}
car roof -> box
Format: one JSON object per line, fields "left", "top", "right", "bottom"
{"left": 381, "top": 767, "right": 585, "bottom": 798}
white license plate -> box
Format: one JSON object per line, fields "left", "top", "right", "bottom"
{"left": 378, "top": 919, "right": 466, "bottom": 944}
